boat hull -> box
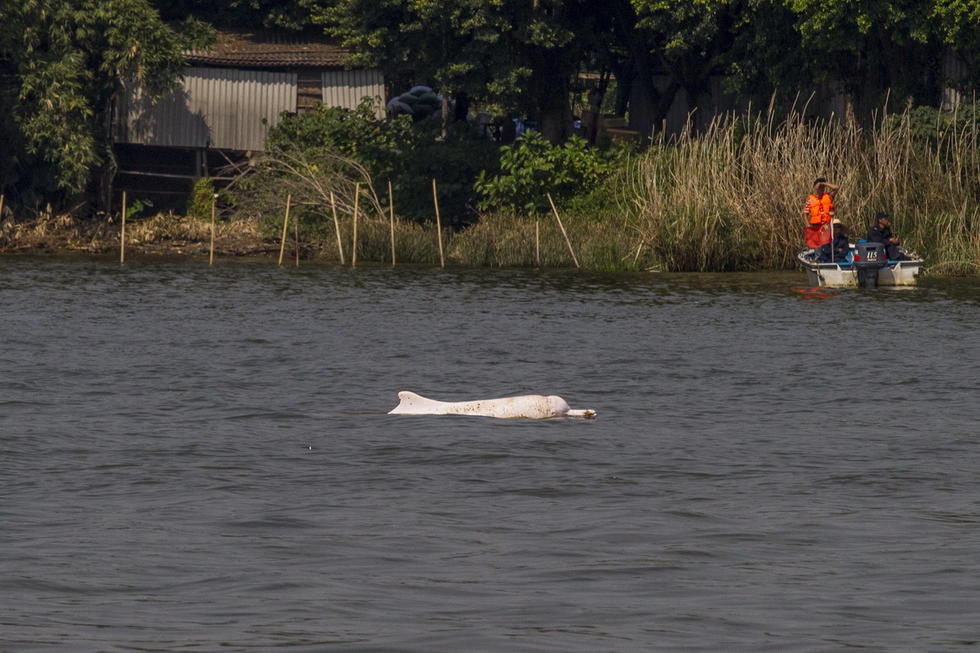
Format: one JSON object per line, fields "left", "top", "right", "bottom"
{"left": 797, "top": 250, "right": 923, "bottom": 287}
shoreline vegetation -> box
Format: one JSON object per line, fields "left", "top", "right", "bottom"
{"left": 2, "top": 107, "right": 978, "bottom": 276}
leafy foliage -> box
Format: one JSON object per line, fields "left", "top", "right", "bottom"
{"left": 474, "top": 131, "right": 618, "bottom": 215}
{"left": 267, "top": 99, "right": 417, "bottom": 184}
{"left": 310, "top": 0, "right": 599, "bottom": 140}
{"left": 187, "top": 178, "right": 216, "bottom": 221}
{"left": 0, "top": 0, "right": 194, "bottom": 203}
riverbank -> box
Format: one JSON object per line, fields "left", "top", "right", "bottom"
{"left": 0, "top": 210, "right": 651, "bottom": 271}
{"left": 2, "top": 208, "right": 978, "bottom": 276}
{"left": 0, "top": 212, "right": 279, "bottom": 258}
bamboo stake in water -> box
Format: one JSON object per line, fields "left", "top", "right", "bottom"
{"left": 388, "top": 180, "right": 396, "bottom": 267}
{"left": 209, "top": 194, "right": 216, "bottom": 266}
{"left": 432, "top": 178, "right": 445, "bottom": 268}
{"left": 546, "top": 193, "right": 580, "bottom": 268}
{"left": 535, "top": 219, "right": 541, "bottom": 267}
{"left": 294, "top": 205, "right": 300, "bottom": 267}
{"left": 120, "top": 191, "right": 127, "bottom": 265}
{"left": 351, "top": 182, "right": 360, "bottom": 268}
{"left": 278, "top": 194, "right": 291, "bottom": 266}
{"left": 330, "top": 191, "right": 345, "bottom": 264}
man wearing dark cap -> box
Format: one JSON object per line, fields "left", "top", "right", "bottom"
{"left": 865, "top": 212, "right": 908, "bottom": 260}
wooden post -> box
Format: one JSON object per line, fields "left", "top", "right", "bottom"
{"left": 330, "top": 191, "right": 345, "bottom": 264}
{"left": 388, "top": 180, "right": 396, "bottom": 267}
{"left": 294, "top": 204, "right": 300, "bottom": 267}
{"left": 546, "top": 192, "right": 579, "bottom": 268}
{"left": 0, "top": 194, "right": 5, "bottom": 221}
{"left": 351, "top": 182, "right": 360, "bottom": 268}
{"left": 209, "top": 194, "right": 216, "bottom": 266}
{"left": 432, "top": 178, "right": 445, "bottom": 268}
{"left": 278, "top": 194, "right": 291, "bottom": 266}
{"left": 120, "top": 191, "right": 127, "bottom": 265}
{"left": 535, "top": 219, "right": 541, "bottom": 267}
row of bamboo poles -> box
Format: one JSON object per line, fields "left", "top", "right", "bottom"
{"left": 108, "top": 180, "right": 579, "bottom": 269}
{"left": 274, "top": 180, "right": 436, "bottom": 269}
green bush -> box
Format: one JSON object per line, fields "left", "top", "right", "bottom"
{"left": 267, "top": 99, "right": 416, "bottom": 180}
{"left": 474, "top": 132, "right": 618, "bottom": 215}
{"left": 886, "top": 104, "right": 980, "bottom": 142}
{"left": 187, "top": 177, "right": 214, "bottom": 220}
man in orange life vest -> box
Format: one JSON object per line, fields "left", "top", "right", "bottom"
{"left": 803, "top": 178, "right": 839, "bottom": 249}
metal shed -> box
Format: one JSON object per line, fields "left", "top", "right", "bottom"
{"left": 114, "top": 29, "right": 386, "bottom": 153}
{"left": 112, "top": 30, "right": 386, "bottom": 208}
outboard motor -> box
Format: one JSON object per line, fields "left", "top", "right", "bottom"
{"left": 854, "top": 241, "right": 888, "bottom": 288}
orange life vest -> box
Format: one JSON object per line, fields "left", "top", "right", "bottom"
{"left": 805, "top": 193, "right": 834, "bottom": 225}
{"left": 806, "top": 194, "right": 822, "bottom": 224}
{"left": 820, "top": 193, "right": 835, "bottom": 222}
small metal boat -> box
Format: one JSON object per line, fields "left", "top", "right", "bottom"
{"left": 797, "top": 242, "right": 924, "bottom": 288}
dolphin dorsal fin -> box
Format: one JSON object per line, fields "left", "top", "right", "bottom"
{"left": 389, "top": 391, "right": 446, "bottom": 414}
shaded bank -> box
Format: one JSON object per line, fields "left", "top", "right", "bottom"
{"left": 1, "top": 206, "right": 977, "bottom": 277}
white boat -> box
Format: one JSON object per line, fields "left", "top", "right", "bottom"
{"left": 797, "top": 245, "right": 924, "bottom": 287}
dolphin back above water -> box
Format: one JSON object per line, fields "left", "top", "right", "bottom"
{"left": 388, "top": 391, "right": 596, "bottom": 419}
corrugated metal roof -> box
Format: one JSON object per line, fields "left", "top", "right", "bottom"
{"left": 116, "top": 67, "right": 297, "bottom": 151}
{"left": 322, "top": 69, "right": 386, "bottom": 118}
{"left": 185, "top": 30, "right": 349, "bottom": 68}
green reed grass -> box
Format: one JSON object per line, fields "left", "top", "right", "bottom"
{"left": 628, "top": 104, "right": 980, "bottom": 273}
{"left": 299, "top": 205, "right": 646, "bottom": 271}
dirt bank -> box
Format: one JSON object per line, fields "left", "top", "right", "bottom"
{"left": 0, "top": 212, "right": 281, "bottom": 258}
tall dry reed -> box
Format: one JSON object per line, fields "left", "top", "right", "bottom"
{"left": 629, "top": 104, "right": 980, "bottom": 273}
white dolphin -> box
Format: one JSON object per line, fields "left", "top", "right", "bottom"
{"left": 388, "top": 391, "right": 596, "bottom": 419}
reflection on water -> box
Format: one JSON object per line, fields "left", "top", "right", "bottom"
{"left": 1, "top": 257, "right": 978, "bottom": 652}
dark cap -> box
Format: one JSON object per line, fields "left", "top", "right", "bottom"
{"left": 813, "top": 177, "right": 827, "bottom": 185}
{"left": 875, "top": 211, "right": 890, "bottom": 221}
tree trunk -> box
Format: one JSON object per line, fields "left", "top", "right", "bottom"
{"left": 629, "top": 58, "right": 680, "bottom": 143}
{"left": 629, "top": 72, "right": 657, "bottom": 142}
{"left": 612, "top": 59, "right": 635, "bottom": 117}
{"left": 529, "top": 52, "right": 573, "bottom": 143}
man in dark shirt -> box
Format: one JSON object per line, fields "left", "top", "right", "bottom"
{"left": 818, "top": 219, "right": 850, "bottom": 262}
{"left": 865, "top": 212, "right": 908, "bottom": 260}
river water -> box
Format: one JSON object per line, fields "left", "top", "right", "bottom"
{"left": 1, "top": 257, "right": 978, "bottom": 652}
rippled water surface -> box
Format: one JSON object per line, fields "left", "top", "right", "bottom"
{"left": 2, "top": 257, "right": 979, "bottom": 652}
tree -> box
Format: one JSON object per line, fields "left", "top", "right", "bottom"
{"left": 0, "top": 0, "right": 194, "bottom": 208}
{"left": 309, "top": 0, "right": 598, "bottom": 142}
{"left": 578, "top": 0, "right": 752, "bottom": 140}
{"left": 788, "top": 0, "right": 947, "bottom": 115}
{"left": 933, "top": 0, "right": 980, "bottom": 90}
{"left": 725, "top": 0, "right": 809, "bottom": 101}
{"left": 154, "top": 0, "right": 311, "bottom": 31}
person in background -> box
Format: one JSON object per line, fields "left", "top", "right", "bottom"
{"left": 817, "top": 218, "right": 849, "bottom": 262}
{"left": 865, "top": 211, "right": 909, "bottom": 260}
{"left": 803, "top": 178, "right": 839, "bottom": 249}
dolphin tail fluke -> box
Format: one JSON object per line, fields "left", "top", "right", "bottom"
{"left": 388, "top": 391, "right": 446, "bottom": 415}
